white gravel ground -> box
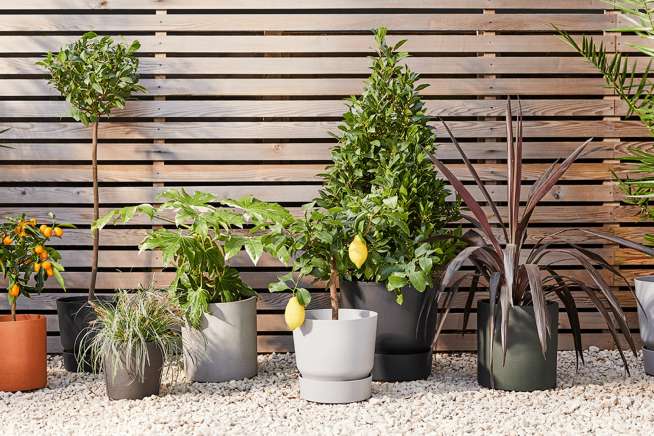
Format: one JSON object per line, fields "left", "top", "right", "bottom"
{"left": 2, "top": 348, "right": 653, "bottom": 435}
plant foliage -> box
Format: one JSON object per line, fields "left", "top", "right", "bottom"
{"left": 80, "top": 287, "right": 184, "bottom": 382}
{"left": 37, "top": 32, "right": 145, "bottom": 126}
{"left": 94, "top": 189, "right": 293, "bottom": 328}
{"left": 428, "top": 99, "right": 654, "bottom": 372}
{"left": 311, "top": 27, "right": 461, "bottom": 301}
{"left": 0, "top": 214, "right": 70, "bottom": 319}
{"left": 558, "top": 1, "right": 654, "bottom": 241}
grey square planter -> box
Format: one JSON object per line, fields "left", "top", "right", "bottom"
{"left": 182, "top": 296, "right": 258, "bottom": 383}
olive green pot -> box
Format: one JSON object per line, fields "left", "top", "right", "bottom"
{"left": 477, "top": 299, "right": 558, "bottom": 392}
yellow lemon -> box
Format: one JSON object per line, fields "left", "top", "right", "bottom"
{"left": 284, "top": 296, "right": 305, "bottom": 331}
{"left": 348, "top": 235, "right": 368, "bottom": 269}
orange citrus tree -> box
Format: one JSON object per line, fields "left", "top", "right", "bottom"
{"left": 0, "top": 214, "right": 69, "bottom": 320}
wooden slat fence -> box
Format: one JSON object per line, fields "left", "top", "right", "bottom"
{"left": 1, "top": 1, "right": 652, "bottom": 353}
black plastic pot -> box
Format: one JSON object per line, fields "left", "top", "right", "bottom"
{"left": 340, "top": 280, "right": 436, "bottom": 382}
{"left": 104, "top": 342, "right": 164, "bottom": 400}
{"left": 57, "top": 295, "right": 114, "bottom": 372}
{"left": 477, "top": 299, "right": 558, "bottom": 392}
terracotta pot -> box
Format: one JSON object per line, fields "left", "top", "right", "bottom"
{"left": 0, "top": 314, "right": 47, "bottom": 392}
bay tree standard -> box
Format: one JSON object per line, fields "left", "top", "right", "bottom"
{"left": 38, "top": 32, "right": 145, "bottom": 372}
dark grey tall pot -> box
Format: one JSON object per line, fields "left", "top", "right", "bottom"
{"left": 635, "top": 276, "right": 654, "bottom": 375}
{"left": 57, "top": 295, "right": 115, "bottom": 373}
{"left": 104, "top": 342, "right": 164, "bottom": 400}
{"left": 477, "top": 300, "right": 558, "bottom": 392}
{"left": 340, "top": 280, "right": 436, "bottom": 382}
{"left": 182, "top": 296, "right": 257, "bottom": 382}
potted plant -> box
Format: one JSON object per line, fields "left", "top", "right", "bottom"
{"left": 0, "top": 214, "right": 68, "bottom": 392}
{"left": 79, "top": 288, "right": 183, "bottom": 400}
{"left": 37, "top": 32, "right": 145, "bottom": 372}
{"left": 250, "top": 204, "right": 378, "bottom": 403}
{"left": 559, "top": 2, "right": 654, "bottom": 376}
{"left": 311, "top": 28, "right": 461, "bottom": 382}
{"left": 429, "top": 98, "right": 654, "bottom": 391}
{"left": 94, "top": 189, "right": 286, "bottom": 382}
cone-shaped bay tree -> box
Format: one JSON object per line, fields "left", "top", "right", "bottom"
{"left": 37, "top": 33, "right": 145, "bottom": 299}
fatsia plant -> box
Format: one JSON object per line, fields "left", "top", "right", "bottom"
{"left": 558, "top": 1, "right": 654, "bottom": 242}
{"left": 37, "top": 32, "right": 145, "bottom": 300}
{"left": 427, "top": 98, "right": 654, "bottom": 371}
{"left": 93, "top": 189, "right": 294, "bottom": 328}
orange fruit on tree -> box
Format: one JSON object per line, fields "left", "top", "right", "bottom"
{"left": 34, "top": 245, "right": 44, "bottom": 255}
{"left": 53, "top": 227, "right": 64, "bottom": 237}
{"left": 39, "top": 251, "right": 49, "bottom": 261}
{"left": 8, "top": 284, "right": 20, "bottom": 298}
{"left": 45, "top": 268, "right": 54, "bottom": 277}
{"left": 41, "top": 261, "right": 52, "bottom": 270}
{"left": 34, "top": 262, "right": 41, "bottom": 273}
{"left": 42, "top": 227, "right": 53, "bottom": 238}
{"left": 39, "top": 224, "right": 48, "bottom": 234}
{"left": 2, "top": 236, "right": 12, "bottom": 245}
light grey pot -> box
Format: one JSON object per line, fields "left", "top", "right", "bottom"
{"left": 182, "top": 296, "right": 257, "bottom": 382}
{"left": 293, "top": 308, "right": 377, "bottom": 404}
{"left": 635, "top": 276, "right": 654, "bottom": 376}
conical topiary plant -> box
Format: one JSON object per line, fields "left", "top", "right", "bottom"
{"left": 318, "top": 27, "right": 461, "bottom": 304}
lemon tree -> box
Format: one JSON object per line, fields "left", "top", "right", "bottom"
{"left": 317, "top": 28, "right": 462, "bottom": 302}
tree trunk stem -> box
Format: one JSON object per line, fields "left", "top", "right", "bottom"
{"left": 89, "top": 121, "right": 99, "bottom": 301}
{"left": 330, "top": 259, "right": 339, "bottom": 320}
{"left": 11, "top": 301, "right": 16, "bottom": 321}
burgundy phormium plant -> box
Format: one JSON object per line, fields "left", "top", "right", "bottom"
{"left": 426, "top": 98, "right": 654, "bottom": 372}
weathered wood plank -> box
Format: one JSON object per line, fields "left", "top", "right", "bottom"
{"left": 2, "top": 1, "right": 611, "bottom": 11}
{"left": 0, "top": 78, "right": 612, "bottom": 97}
{"left": 0, "top": 14, "right": 614, "bottom": 32}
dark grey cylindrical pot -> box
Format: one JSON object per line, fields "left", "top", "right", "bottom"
{"left": 477, "top": 299, "right": 558, "bottom": 392}
{"left": 57, "top": 295, "right": 115, "bottom": 373}
{"left": 340, "top": 280, "right": 435, "bottom": 382}
{"left": 635, "top": 276, "right": 654, "bottom": 375}
{"left": 182, "top": 296, "right": 257, "bottom": 382}
{"left": 104, "top": 342, "right": 164, "bottom": 400}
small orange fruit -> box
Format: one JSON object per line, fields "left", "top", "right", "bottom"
{"left": 39, "top": 251, "right": 49, "bottom": 261}
{"left": 42, "top": 227, "right": 53, "bottom": 238}
{"left": 39, "top": 224, "right": 48, "bottom": 234}
{"left": 34, "top": 245, "right": 45, "bottom": 255}
{"left": 2, "top": 236, "right": 12, "bottom": 245}
{"left": 53, "top": 227, "right": 64, "bottom": 237}
{"left": 34, "top": 262, "right": 41, "bottom": 273}
{"left": 45, "top": 268, "right": 54, "bottom": 277}
{"left": 41, "top": 261, "right": 52, "bottom": 270}
{"left": 9, "top": 284, "right": 19, "bottom": 298}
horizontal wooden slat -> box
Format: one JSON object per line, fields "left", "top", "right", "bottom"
{"left": 5, "top": 57, "right": 609, "bottom": 76}
{"left": 0, "top": 99, "right": 618, "bottom": 119}
{"left": 0, "top": 35, "right": 616, "bottom": 54}
{"left": 0, "top": 78, "right": 613, "bottom": 97}
{"left": 0, "top": 14, "right": 614, "bottom": 32}
{"left": 1, "top": 1, "right": 611, "bottom": 11}
{"left": 0, "top": 141, "right": 626, "bottom": 162}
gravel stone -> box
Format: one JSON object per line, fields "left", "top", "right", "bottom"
{"left": 1, "top": 350, "right": 653, "bottom": 435}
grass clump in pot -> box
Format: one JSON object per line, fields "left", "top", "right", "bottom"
{"left": 81, "top": 288, "right": 183, "bottom": 384}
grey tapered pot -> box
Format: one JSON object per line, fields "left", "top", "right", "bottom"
{"left": 293, "top": 308, "right": 377, "bottom": 404}
{"left": 340, "top": 280, "right": 435, "bottom": 382}
{"left": 477, "top": 299, "right": 558, "bottom": 392}
{"left": 182, "top": 296, "right": 257, "bottom": 382}
{"left": 104, "top": 342, "right": 163, "bottom": 400}
{"left": 635, "top": 276, "right": 654, "bottom": 375}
